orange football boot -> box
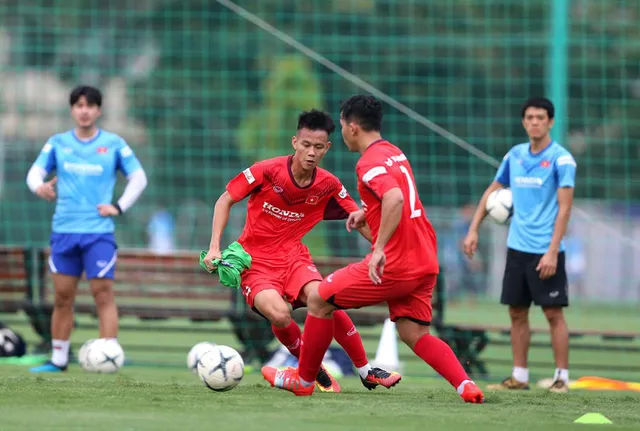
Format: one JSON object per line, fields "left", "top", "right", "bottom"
{"left": 460, "top": 381, "right": 485, "bottom": 403}
{"left": 261, "top": 366, "right": 315, "bottom": 396}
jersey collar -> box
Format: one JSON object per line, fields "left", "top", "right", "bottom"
{"left": 72, "top": 128, "right": 102, "bottom": 145}
{"left": 364, "top": 138, "right": 386, "bottom": 153}
{"left": 528, "top": 139, "right": 555, "bottom": 158}
{"left": 287, "top": 155, "right": 317, "bottom": 189}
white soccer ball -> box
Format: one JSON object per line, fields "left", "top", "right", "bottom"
{"left": 197, "top": 345, "right": 244, "bottom": 391}
{"left": 82, "top": 338, "right": 125, "bottom": 373}
{"left": 486, "top": 188, "right": 513, "bottom": 225}
{"left": 78, "top": 338, "right": 98, "bottom": 369}
{"left": 187, "top": 341, "right": 217, "bottom": 374}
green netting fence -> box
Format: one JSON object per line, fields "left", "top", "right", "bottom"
{"left": 0, "top": 0, "right": 639, "bottom": 303}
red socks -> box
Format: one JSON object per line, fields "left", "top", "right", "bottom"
{"left": 413, "top": 334, "right": 469, "bottom": 388}
{"left": 272, "top": 320, "right": 302, "bottom": 358}
{"left": 332, "top": 310, "right": 369, "bottom": 368}
{"left": 298, "top": 314, "right": 334, "bottom": 383}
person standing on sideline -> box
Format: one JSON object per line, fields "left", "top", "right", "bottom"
{"left": 27, "top": 85, "right": 148, "bottom": 372}
{"left": 464, "top": 97, "right": 577, "bottom": 393}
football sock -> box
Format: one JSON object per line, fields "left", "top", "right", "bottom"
{"left": 513, "top": 366, "right": 529, "bottom": 383}
{"left": 51, "top": 339, "right": 70, "bottom": 367}
{"left": 298, "top": 314, "right": 334, "bottom": 386}
{"left": 554, "top": 368, "right": 569, "bottom": 383}
{"left": 272, "top": 320, "right": 302, "bottom": 358}
{"left": 332, "top": 310, "right": 369, "bottom": 369}
{"left": 413, "top": 334, "right": 469, "bottom": 389}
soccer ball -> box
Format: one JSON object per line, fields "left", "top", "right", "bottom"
{"left": 0, "top": 326, "right": 26, "bottom": 357}
{"left": 187, "top": 341, "right": 217, "bottom": 374}
{"left": 78, "top": 338, "right": 97, "bottom": 369}
{"left": 486, "top": 188, "right": 513, "bottom": 225}
{"left": 81, "top": 338, "right": 125, "bottom": 373}
{"left": 197, "top": 345, "right": 244, "bottom": 391}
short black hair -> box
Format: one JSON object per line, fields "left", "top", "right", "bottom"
{"left": 340, "top": 95, "right": 383, "bottom": 132}
{"left": 69, "top": 85, "right": 102, "bottom": 107}
{"left": 521, "top": 97, "right": 554, "bottom": 119}
{"left": 297, "top": 109, "right": 335, "bottom": 135}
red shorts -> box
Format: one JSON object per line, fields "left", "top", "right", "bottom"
{"left": 318, "top": 260, "right": 437, "bottom": 325}
{"left": 240, "top": 256, "right": 323, "bottom": 309}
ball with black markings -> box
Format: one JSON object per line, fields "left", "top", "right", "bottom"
{"left": 82, "top": 338, "right": 125, "bottom": 373}
{"left": 486, "top": 188, "right": 513, "bottom": 225}
{"left": 197, "top": 345, "right": 244, "bottom": 391}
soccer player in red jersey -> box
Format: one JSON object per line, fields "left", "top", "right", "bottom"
{"left": 202, "top": 110, "right": 402, "bottom": 393}
{"left": 261, "top": 96, "right": 485, "bottom": 403}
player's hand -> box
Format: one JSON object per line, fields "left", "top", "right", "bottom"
{"left": 97, "top": 204, "right": 120, "bottom": 217}
{"left": 536, "top": 251, "right": 558, "bottom": 280}
{"left": 35, "top": 176, "right": 57, "bottom": 201}
{"left": 346, "top": 209, "right": 366, "bottom": 232}
{"left": 463, "top": 230, "right": 478, "bottom": 258}
{"left": 368, "top": 248, "right": 386, "bottom": 285}
{"left": 203, "top": 248, "right": 222, "bottom": 272}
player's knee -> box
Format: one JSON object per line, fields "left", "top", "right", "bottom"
{"left": 54, "top": 290, "right": 75, "bottom": 309}
{"left": 53, "top": 276, "right": 77, "bottom": 308}
{"left": 90, "top": 279, "right": 114, "bottom": 307}
{"left": 306, "top": 289, "right": 333, "bottom": 317}
{"left": 508, "top": 306, "right": 529, "bottom": 324}
{"left": 396, "top": 318, "right": 430, "bottom": 349}
{"left": 254, "top": 290, "right": 292, "bottom": 328}
{"left": 542, "top": 307, "right": 564, "bottom": 326}
{"left": 264, "top": 306, "right": 292, "bottom": 328}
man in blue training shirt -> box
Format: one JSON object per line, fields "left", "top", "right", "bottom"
{"left": 463, "top": 98, "right": 576, "bottom": 393}
{"left": 26, "top": 85, "right": 148, "bottom": 372}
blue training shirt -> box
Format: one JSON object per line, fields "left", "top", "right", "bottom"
{"left": 32, "top": 129, "right": 143, "bottom": 234}
{"left": 494, "top": 140, "right": 577, "bottom": 254}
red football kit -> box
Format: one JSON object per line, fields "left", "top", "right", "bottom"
{"left": 225, "top": 155, "right": 359, "bottom": 308}
{"left": 318, "top": 140, "right": 440, "bottom": 324}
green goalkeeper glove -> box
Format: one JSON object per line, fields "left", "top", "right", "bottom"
{"left": 199, "top": 241, "right": 252, "bottom": 289}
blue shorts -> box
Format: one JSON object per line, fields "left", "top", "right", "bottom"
{"left": 49, "top": 233, "right": 118, "bottom": 280}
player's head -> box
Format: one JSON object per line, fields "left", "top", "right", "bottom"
{"left": 339, "top": 95, "right": 383, "bottom": 152}
{"left": 69, "top": 85, "right": 102, "bottom": 129}
{"left": 521, "top": 97, "right": 554, "bottom": 141}
{"left": 291, "top": 109, "right": 335, "bottom": 171}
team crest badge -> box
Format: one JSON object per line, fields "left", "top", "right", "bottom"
{"left": 97, "top": 147, "right": 108, "bottom": 154}
{"left": 306, "top": 195, "right": 319, "bottom": 205}
{"left": 540, "top": 160, "right": 550, "bottom": 168}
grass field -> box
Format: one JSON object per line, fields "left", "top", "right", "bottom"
{"left": 1, "top": 300, "right": 639, "bottom": 430}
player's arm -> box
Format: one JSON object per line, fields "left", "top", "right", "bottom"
{"left": 324, "top": 182, "right": 373, "bottom": 243}
{"left": 464, "top": 151, "right": 510, "bottom": 258}
{"left": 358, "top": 163, "right": 404, "bottom": 283}
{"left": 101, "top": 140, "right": 148, "bottom": 216}
{"left": 537, "top": 154, "right": 577, "bottom": 279}
{"left": 356, "top": 223, "right": 373, "bottom": 244}
{"left": 26, "top": 140, "right": 58, "bottom": 201}
{"left": 207, "top": 191, "right": 236, "bottom": 257}
{"left": 203, "top": 165, "right": 264, "bottom": 267}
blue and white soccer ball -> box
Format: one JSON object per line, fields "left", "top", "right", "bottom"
{"left": 187, "top": 341, "right": 217, "bottom": 374}
{"left": 197, "top": 345, "right": 244, "bottom": 392}
{"left": 80, "top": 338, "right": 125, "bottom": 373}
{"left": 486, "top": 188, "right": 513, "bottom": 225}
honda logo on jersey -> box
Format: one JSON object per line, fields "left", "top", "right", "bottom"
{"left": 262, "top": 201, "right": 304, "bottom": 221}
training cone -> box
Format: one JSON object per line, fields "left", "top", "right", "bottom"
{"left": 370, "top": 318, "right": 403, "bottom": 373}
{"left": 573, "top": 413, "right": 612, "bottom": 424}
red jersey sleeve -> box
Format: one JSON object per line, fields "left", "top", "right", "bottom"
{"left": 225, "top": 162, "right": 265, "bottom": 202}
{"left": 323, "top": 181, "right": 360, "bottom": 220}
{"left": 357, "top": 161, "right": 400, "bottom": 200}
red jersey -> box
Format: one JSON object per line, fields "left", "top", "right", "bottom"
{"left": 226, "top": 156, "right": 359, "bottom": 261}
{"left": 356, "top": 140, "right": 439, "bottom": 279}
